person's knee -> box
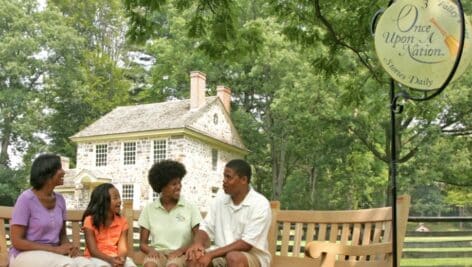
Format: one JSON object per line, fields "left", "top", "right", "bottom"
{"left": 225, "top": 251, "right": 247, "bottom": 266}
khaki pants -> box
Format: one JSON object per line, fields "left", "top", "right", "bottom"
{"left": 143, "top": 251, "right": 187, "bottom": 267}
{"left": 211, "top": 251, "right": 260, "bottom": 267}
{"left": 10, "top": 251, "right": 93, "bottom": 267}
{"left": 89, "top": 257, "right": 137, "bottom": 267}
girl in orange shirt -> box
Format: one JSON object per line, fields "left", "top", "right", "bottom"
{"left": 82, "top": 183, "right": 136, "bottom": 267}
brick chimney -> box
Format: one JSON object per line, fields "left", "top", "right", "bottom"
{"left": 190, "top": 71, "right": 206, "bottom": 110}
{"left": 217, "top": 85, "right": 231, "bottom": 113}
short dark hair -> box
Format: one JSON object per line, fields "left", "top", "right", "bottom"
{"left": 148, "top": 160, "right": 186, "bottom": 193}
{"left": 30, "top": 153, "right": 62, "bottom": 190}
{"left": 225, "top": 159, "right": 251, "bottom": 183}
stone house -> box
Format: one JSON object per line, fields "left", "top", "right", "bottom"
{"left": 56, "top": 71, "right": 248, "bottom": 211}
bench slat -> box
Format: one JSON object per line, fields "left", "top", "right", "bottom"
{"left": 292, "top": 223, "right": 303, "bottom": 256}
{"left": 1, "top": 195, "right": 410, "bottom": 267}
{"left": 275, "top": 208, "right": 391, "bottom": 223}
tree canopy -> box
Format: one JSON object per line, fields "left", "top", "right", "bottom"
{"left": 0, "top": 0, "right": 470, "bottom": 214}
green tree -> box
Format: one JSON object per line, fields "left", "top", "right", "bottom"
{"left": 44, "top": 0, "right": 134, "bottom": 160}
{"left": 0, "top": 0, "right": 90, "bottom": 200}
{"left": 123, "top": 0, "right": 472, "bottom": 210}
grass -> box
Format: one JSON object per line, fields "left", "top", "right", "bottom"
{"left": 403, "top": 247, "right": 472, "bottom": 252}
{"left": 401, "top": 257, "right": 472, "bottom": 266}
{"left": 405, "top": 236, "right": 472, "bottom": 242}
{"left": 406, "top": 222, "right": 472, "bottom": 232}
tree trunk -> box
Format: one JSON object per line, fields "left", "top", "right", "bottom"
{"left": 0, "top": 120, "right": 12, "bottom": 167}
{"left": 309, "top": 166, "right": 317, "bottom": 208}
{"left": 271, "top": 139, "right": 287, "bottom": 200}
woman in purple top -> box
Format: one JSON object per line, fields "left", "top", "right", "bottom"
{"left": 9, "top": 153, "right": 92, "bottom": 267}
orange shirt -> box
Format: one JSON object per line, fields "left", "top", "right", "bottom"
{"left": 83, "top": 215, "right": 128, "bottom": 257}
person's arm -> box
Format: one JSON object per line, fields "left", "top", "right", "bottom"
{"left": 168, "top": 224, "right": 200, "bottom": 259}
{"left": 83, "top": 227, "right": 123, "bottom": 266}
{"left": 190, "top": 239, "right": 252, "bottom": 267}
{"left": 139, "top": 227, "right": 160, "bottom": 257}
{"left": 10, "top": 224, "right": 73, "bottom": 255}
{"left": 117, "top": 218, "right": 130, "bottom": 260}
{"left": 59, "top": 221, "right": 80, "bottom": 257}
{"left": 117, "top": 229, "right": 129, "bottom": 259}
{"left": 204, "top": 239, "right": 252, "bottom": 260}
{"left": 185, "top": 229, "right": 211, "bottom": 261}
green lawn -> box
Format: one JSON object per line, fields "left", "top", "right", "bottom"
{"left": 403, "top": 247, "right": 472, "bottom": 252}
{"left": 401, "top": 257, "right": 472, "bottom": 266}
{"left": 405, "top": 236, "right": 472, "bottom": 242}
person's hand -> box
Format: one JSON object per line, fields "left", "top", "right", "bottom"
{"left": 54, "top": 243, "right": 74, "bottom": 255}
{"left": 109, "top": 256, "right": 125, "bottom": 267}
{"left": 146, "top": 248, "right": 161, "bottom": 260}
{"left": 185, "top": 243, "right": 205, "bottom": 261}
{"left": 193, "top": 253, "right": 212, "bottom": 267}
{"left": 167, "top": 249, "right": 183, "bottom": 260}
{"left": 68, "top": 245, "right": 81, "bottom": 257}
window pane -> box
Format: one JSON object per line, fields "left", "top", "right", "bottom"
{"left": 122, "top": 184, "right": 134, "bottom": 200}
{"left": 96, "top": 144, "right": 107, "bottom": 166}
{"left": 124, "top": 142, "right": 136, "bottom": 165}
{"left": 153, "top": 140, "right": 167, "bottom": 163}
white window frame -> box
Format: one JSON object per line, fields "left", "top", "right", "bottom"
{"left": 95, "top": 144, "right": 108, "bottom": 167}
{"left": 123, "top": 142, "right": 136, "bottom": 165}
{"left": 153, "top": 139, "right": 167, "bottom": 163}
{"left": 122, "top": 184, "right": 134, "bottom": 201}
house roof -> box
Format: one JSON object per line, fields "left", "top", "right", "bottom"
{"left": 72, "top": 98, "right": 208, "bottom": 138}
{"left": 70, "top": 96, "right": 247, "bottom": 151}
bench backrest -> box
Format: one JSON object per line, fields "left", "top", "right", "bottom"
{"left": 0, "top": 195, "right": 410, "bottom": 267}
{"left": 0, "top": 206, "right": 12, "bottom": 267}
{"left": 0, "top": 207, "right": 85, "bottom": 267}
{"left": 268, "top": 195, "right": 410, "bottom": 267}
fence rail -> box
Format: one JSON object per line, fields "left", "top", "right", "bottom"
{"left": 408, "top": 217, "right": 472, "bottom": 222}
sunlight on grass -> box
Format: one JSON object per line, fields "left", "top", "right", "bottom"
{"left": 405, "top": 236, "right": 472, "bottom": 242}
{"left": 401, "top": 257, "right": 472, "bottom": 266}
{"left": 403, "top": 247, "right": 472, "bottom": 252}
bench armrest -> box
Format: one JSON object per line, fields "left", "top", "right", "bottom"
{"left": 305, "top": 241, "right": 392, "bottom": 267}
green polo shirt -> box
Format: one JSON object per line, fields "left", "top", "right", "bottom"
{"left": 138, "top": 198, "right": 202, "bottom": 251}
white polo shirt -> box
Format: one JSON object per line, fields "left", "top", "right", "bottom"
{"left": 200, "top": 188, "right": 272, "bottom": 267}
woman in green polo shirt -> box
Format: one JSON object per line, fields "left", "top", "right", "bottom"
{"left": 138, "top": 160, "right": 202, "bottom": 267}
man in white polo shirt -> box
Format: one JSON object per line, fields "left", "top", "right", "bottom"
{"left": 186, "top": 159, "right": 271, "bottom": 267}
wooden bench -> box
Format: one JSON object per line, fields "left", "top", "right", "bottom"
{"left": 0, "top": 195, "right": 410, "bottom": 267}
{"left": 269, "top": 195, "right": 410, "bottom": 267}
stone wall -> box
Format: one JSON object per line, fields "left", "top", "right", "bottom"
{"left": 71, "top": 134, "right": 240, "bottom": 211}
{"left": 190, "top": 103, "right": 244, "bottom": 148}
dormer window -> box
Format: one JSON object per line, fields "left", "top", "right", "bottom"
{"left": 213, "top": 113, "right": 218, "bottom": 125}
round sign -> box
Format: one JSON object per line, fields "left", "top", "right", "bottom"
{"left": 374, "top": 0, "right": 472, "bottom": 90}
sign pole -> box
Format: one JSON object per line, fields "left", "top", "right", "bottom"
{"left": 372, "top": 1, "right": 468, "bottom": 266}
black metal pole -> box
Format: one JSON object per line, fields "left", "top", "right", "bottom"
{"left": 383, "top": 1, "right": 466, "bottom": 266}
{"left": 390, "top": 78, "right": 398, "bottom": 267}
